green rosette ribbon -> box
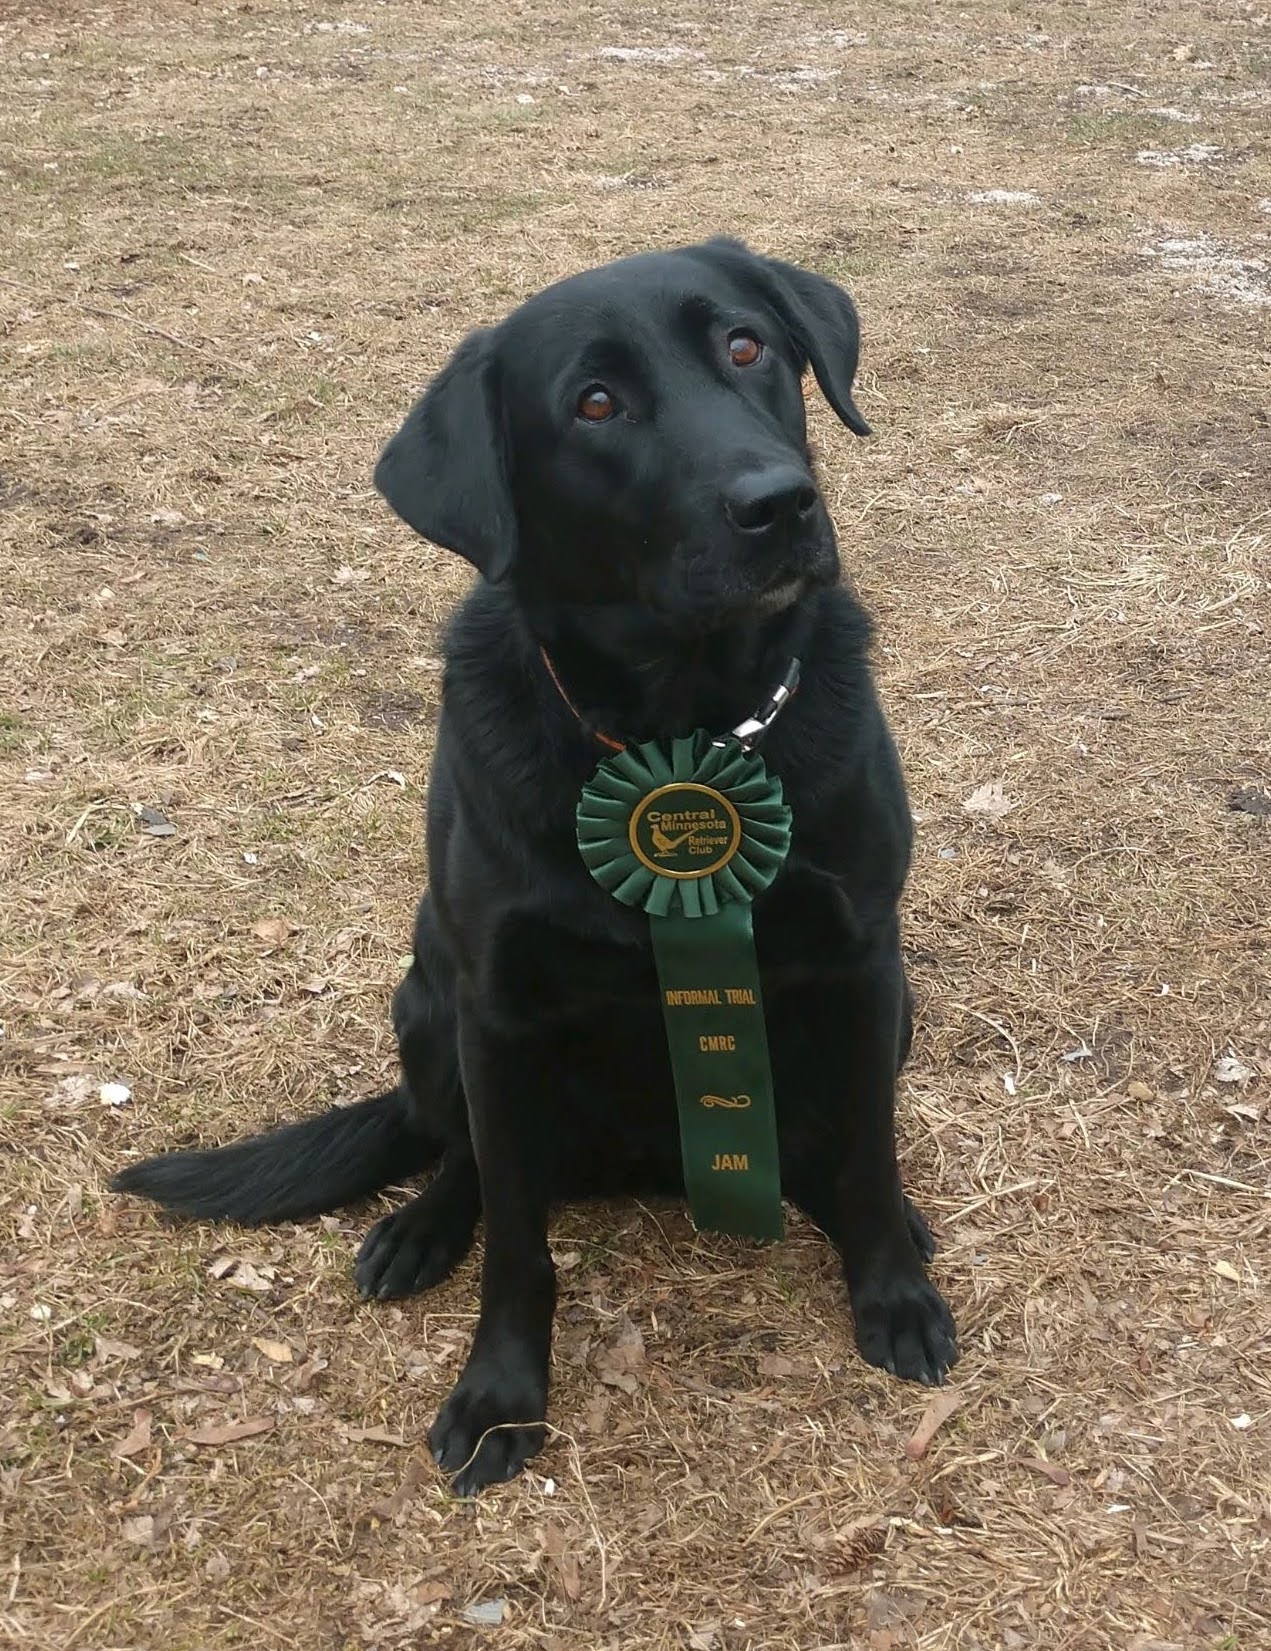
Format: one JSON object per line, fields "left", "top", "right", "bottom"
{"left": 577, "top": 732, "right": 792, "bottom": 1240}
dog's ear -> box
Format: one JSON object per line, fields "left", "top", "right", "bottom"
{"left": 703, "top": 238, "right": 871, "bottom": 437}
{"left": 373, "top": 328, "right": 517, "bottom": 582}
{"left": 758, "top": 254, "right": 872, "bottom": 437}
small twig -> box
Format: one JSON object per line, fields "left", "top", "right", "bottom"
{"left": 0, "top": 274, "right": 247, "bottom": 373}
{"left": 206, "top": 1605, "right": 295, "bottom": 1648}
{"left": 64, "top": 800, "right": 108, "bottom": 847}
{"left": 747, "top": 1487, "right": 833, "bottom": 1542}
{"left": 287, "top": 1469, "right": 344, "bottom": 1556}
{"left": 177, "top": 252, "right": 225, "bottom": 275}
{"left": 443, "top": 1420, "right": 610, "bottom": 1608}
{"left": 955, "top": 1006, "right": 1023, "bottom": 1083}
{"left": 1167, "top": 1170, "right": 1270, "bottom": 1198}
{"left": 556, "top": 1423, "right": 610, "bottom": 1611}
{"left": 60, "top": 1598, "right": 115, "bottom": 1650}
{"left": 113, "top": 1452, "right": 164, "bottom": 1509}
{"left": 947, "top": 1179, "right": 1045, "bottom": 1221}
{"left": 649, "top": 1361, "right": 781, "bottom": 1409}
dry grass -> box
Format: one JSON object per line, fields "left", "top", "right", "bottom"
{"left": 2, "top": 1, "right": 1270, "bottom": 1647}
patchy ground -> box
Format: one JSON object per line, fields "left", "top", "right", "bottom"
{"left": 1, "top": 2, "right": 1269, "bottom": 1647}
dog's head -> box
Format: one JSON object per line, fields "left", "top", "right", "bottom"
{"left": 375, "top": 238, "right": 870, "bottom": 633}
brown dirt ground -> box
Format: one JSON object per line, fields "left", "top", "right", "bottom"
{"left": 2, "top": 2, "right": 1269, "bottom": 1648}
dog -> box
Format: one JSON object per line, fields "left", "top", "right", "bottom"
{"left": 112, "top": 237, "right": 958, "bottom": 1495}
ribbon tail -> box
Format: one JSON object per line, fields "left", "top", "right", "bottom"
{"left": 650, "top": 906, "right": 785, "bottom": 1242}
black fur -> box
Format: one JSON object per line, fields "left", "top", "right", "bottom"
{"left": 110, "top": 1089, "right": 433, "bottom": 1225}
{"left": 113, "top": 239, "right": 958, "bottom": 1495}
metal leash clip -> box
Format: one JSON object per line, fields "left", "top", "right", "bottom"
{"left": 714, "top": 657, "right": 802, "bottom": 751}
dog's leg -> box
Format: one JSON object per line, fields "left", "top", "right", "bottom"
{"left": 795, "top": 1177, "right": 937, "bottom": 1266}
{"left": 790, "top": 970, "right": 935, "bottom": 1263}
{"left": 354, "top": 1148, "right": 480, "bottom": 1299}
{"left": 427, "top": 1004, "right": 558, "bottom": 1496}
{"left": 347, "top": 897, "right": 479, "bottom": 1300}
{"left": 779, "top": 942, "right": 957, "bottom": 1385}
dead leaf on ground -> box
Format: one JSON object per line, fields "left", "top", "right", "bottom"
{"left": 250, "top": 916, "right": 296, "bottom": 948}
{"left": 1022, "top": 1456, "right": 1072, "bottom": 1486}
{"left": 556, "top": 1547, "right": 582, "bottom": 1601}
{"left": 95, "top": 1334, "right": 142, "bottom": 1361}
{"left": 132, "top": 803, "right": 176, "bottom": 837}
{"left": 114, "top": 1408, "right": 153, "bottom": 1458}
{"left": 543, "top": 1523, "right": 583, "bottom": 1600}
{"left": 1229, "top": 785, "right": 1271, "bottom": 817}
{"left": 342, "top": 1424, "right": 406, "bottom": 1447}
{"left": 292, "top": 1355, "right": 328, "bottom": 1392}
{"left": 252, "top": 1336, "right": 294, "bottom": 1364}
{"left": 580, "top": 1388, "right": 611, "bottom": 1434}
{"left": 594, "top": 1315, "right": 646, "bottom": 1395}
{"left": 962, "top": 779, "right": 1017, "bottom": 820}
{"left": 48, "top": 1074, "right": 97, "bottom": 1109}
{"left": 462, "top": 1599, "right": 508, "bottom": 1627}
{"left": 185, "top": 1416, "right": 275, "bottom": 1446}
{"left": 208, "top": 1256, "right": 275, "bottom": 1293}
{"left": 905, "top": 1385, "right": 965, "bottom": 1459}
{"left": 867, "top": 1589, "right": 926, "bottom": 1631}
{"left": 365, "top": 1457, "right": 426, "bottom": 1523}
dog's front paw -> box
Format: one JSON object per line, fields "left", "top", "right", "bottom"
{"left": 428, "top": 1358, "right": 547, "bottom": 1497}
{"left": 851, "top": 1260, "right": 958, "bottom": 1387}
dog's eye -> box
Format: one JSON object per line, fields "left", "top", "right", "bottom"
{"left": 728, "top": 330, "right": 764, "bottom": 367}
{"left": 577, "top": 385, "right": 617, "bottom": 422}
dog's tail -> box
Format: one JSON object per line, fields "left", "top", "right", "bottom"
{"left": 109, "top": 1087, "right": 438, "bottom": 1225}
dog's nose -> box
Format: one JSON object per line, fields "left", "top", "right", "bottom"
{"left": 724, "top": 467, "right": 819, "bottom": 534}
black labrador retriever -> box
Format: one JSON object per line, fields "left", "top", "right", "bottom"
{"left": 113, "top": 237, "right": 958, "bottom": 1495}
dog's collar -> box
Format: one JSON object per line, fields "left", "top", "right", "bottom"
{"left": 538, "top": 645, "right": 800, "bottom": 755}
